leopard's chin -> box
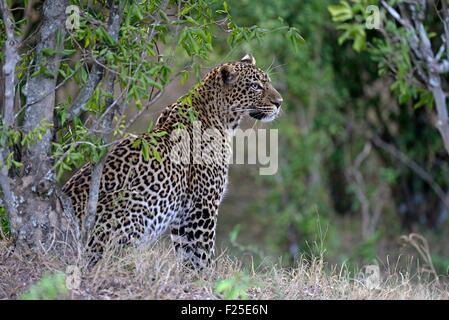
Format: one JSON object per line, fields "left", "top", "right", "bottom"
{"left": 260, "top": 111, "right": 279, "bottom": 122}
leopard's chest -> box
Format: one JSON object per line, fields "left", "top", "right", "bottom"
{"left": 186, "top": 162, "right": 229, "bottom": 205}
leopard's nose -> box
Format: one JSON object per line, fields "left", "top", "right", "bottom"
{"left": 272, "top": 97, "right": 283, "bottom": 108}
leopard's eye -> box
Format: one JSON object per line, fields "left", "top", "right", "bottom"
{"left": 250, "top": 82, "right": 263, "bottom": 91}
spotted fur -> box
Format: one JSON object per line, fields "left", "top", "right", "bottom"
{"left": 62, "top": 54, "right": 283, "bottom": 268}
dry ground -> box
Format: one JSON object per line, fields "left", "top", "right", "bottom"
{"left": 0, "top": 237, "right": 448, "bottom": 300}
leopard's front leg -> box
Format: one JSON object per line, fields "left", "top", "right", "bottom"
{"left": 170, "top": 203, "right": 218, "bottom": 270}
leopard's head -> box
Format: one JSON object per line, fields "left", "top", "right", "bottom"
{"left": 204, "top": 54, "right": 283, "bottom": 122}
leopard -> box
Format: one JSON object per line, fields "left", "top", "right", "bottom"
{"left": 62, "top": 54, "right": 283, "bottom": 269}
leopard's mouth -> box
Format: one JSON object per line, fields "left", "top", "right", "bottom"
{"left": 249, "top": 110, "right": 266, "bottom": 120}
{"left": 249, "top": 106, "right": 280, "bottom": 122}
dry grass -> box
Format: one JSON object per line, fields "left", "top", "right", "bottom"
{"left": 0, "top": 237, "right": 448, "bottom": 300}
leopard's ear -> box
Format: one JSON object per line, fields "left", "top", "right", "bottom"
{"left": 220, "top": 64, "right": 238, "bottom": 85}
{"left": 241, "top": 54, "right": 256, "bottom": 65}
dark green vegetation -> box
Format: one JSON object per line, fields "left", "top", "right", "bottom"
{"left": 1, "top": 0, "right": 449, "bottom": 289}
{"left": 218, "top": 0, "right": 449, "bottom": 276}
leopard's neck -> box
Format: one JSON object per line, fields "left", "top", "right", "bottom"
{"left": 191, "top": 85, "right": 243, "bottom": 135}
{"left": 155, "top": 85, "right": 242, "bottom": 137}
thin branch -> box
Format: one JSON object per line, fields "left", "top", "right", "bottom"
{"left": 19, "top": 0, "right": 34, "bottom": 40}
{"left": 124, "top": 89, "right": 164, "bottom": 131}
{"left": 346, "top": 142, "right": 386, "bottom": 238}
{"left": 441, "top": 0, "right": 449, "bottom": 57}
{"left": 381, "top": 0, "right": 406, "bottom": 25}
{"left": 65, "top": 64, "right": 104, "bottom": 125}
{"left": 82, "top": 0, "right": 124, "bottom": 244}
{"left": 371, "top": 134, "right": 449, "bottom": 210}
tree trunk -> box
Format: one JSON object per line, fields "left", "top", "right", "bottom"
{"left": 0, "top": 0, "right": 20, "bottom": 226}
{"left": 11, "top": 0, "right": 72, "bottom": 253}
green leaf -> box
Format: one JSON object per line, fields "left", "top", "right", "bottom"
{"left": 31, "top": 65, "right": 50, "bottom": 78}
{"left": 352, "top": 31, "right": 366, "bottom": 52}
{"left": 180, "top": 69, "right": 189, "bottom": 86}
{"left": 159, "top": 10, "right": 168, "bottom": 21}
{"left": 131, "top": 138, "right": 142, "bottom": 149}
{"left": 96, "top": 26, "right": 115, "bottom": 46}
{"left": 286, "top": 27, "right": 305, "bottom": 52}
{"left": 146, "top": 121, "right": 154, "bottom": 133}
{"left": 42, "top": 48, "right": 56, "bottom": 57}
{"left": 152, "top": 131, "right": 168, "bottom": 138}
{"left": 147, "top": 79, "right": 163, "bottom": 90}
{"left": 328, "top": 1, "right": 353, "bottom": 22}
{"left": 184, "top": 15, "right": 199, "bottom": 26}
{"left": 142, "top": 140, "right": 150, "bottom": 161}
{"left": 153, "top": 148, "right": 162, "bottom": 164}
{"left": 62, "top": 49, "right": 77, "bottom": 56}
{"left": 414, "top": 90, "right": 434, "bottom": 109}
